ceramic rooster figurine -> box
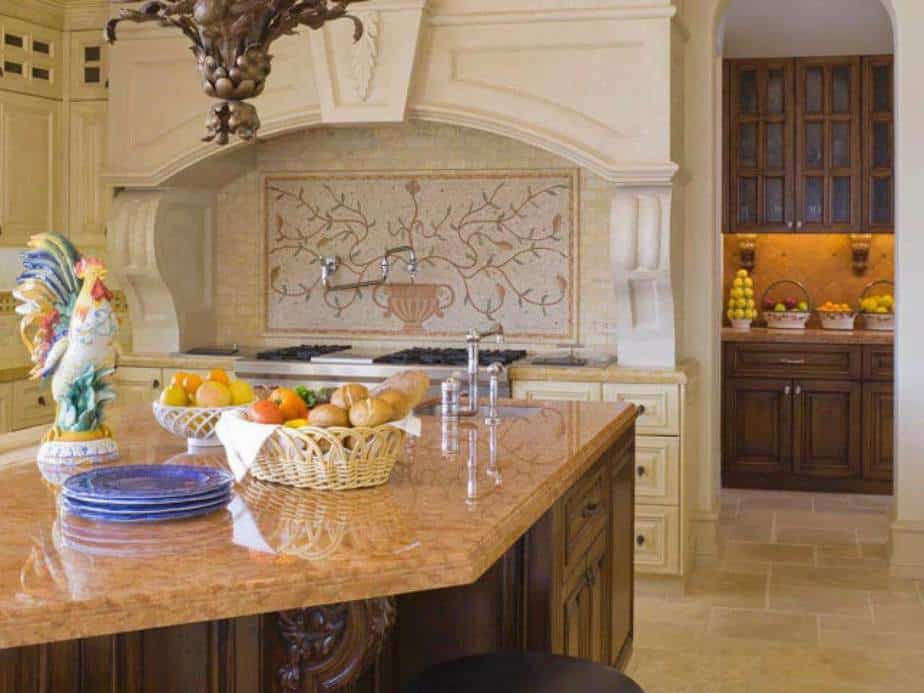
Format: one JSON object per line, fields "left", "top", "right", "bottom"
{"left": 14, "top": 233, "right": 119, "bottom": 464}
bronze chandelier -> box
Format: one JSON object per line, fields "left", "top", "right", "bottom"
{"left": 105, "top": 0, "right": 366, "bottom": 145}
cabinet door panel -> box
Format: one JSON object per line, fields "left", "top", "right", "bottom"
{"left": 792, "top": 380, "right": 861, "bottom": 479}
{"left": 795, "top": 57, "right": 862, "bottom": 232}
{"left": 863, "top": 56, "right": 894, "bottom": 233}
{"left": 725, "top": 59, "right": 795, "bottom": 233}
{"left": 862, "top": 383, "right": 893, "bottom": 482}
{"left": 723, "top": 378, "right": 792, "bottom": 478}
{"left": 610, "top": 453, "right": 634, "bottom": 667}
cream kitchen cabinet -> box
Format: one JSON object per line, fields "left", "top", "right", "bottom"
{"left": 68, "top": 100, "right": 109, "bottom": 247}
{"left": 0, "top": 16, "right": 62, "bottom": 100}
{"left": 68, "top": 30, "right": 108, "bottom": 101}
{"left": 10, "top": 377, "right": 53, "bottom": 430}
{"left": 511, "top": 373, "right": 692, "bottom": 577}
{"left": 0, "top": 91, "right": 64, "bottom": 248}
{"left": 0, "top": 383, "right": 11, "bottom": 434}
{"left": 113, "top": 367, "right": 164, "bottom": 408}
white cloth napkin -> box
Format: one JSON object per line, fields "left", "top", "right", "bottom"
{"left": 214, "top": 410, "right": 422, "bottom": 483}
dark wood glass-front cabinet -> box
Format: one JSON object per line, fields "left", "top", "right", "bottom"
{"left": 725, "top": 55, "right": 893, "bottom": 234}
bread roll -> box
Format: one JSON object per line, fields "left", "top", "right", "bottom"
{"left": 375, "top": 389, "right": 411, "bottom": 419}
{"left": 331, "top": 383, "right": 369, "bottom": 410}
{"left": 371, "top": 370, "right": 430, "bottom": 409}
{"left": 348, "top": 397, "right": 394, "bottom": 427}
{"left": 307, "top": 403, "right": 349, "bottom": 428}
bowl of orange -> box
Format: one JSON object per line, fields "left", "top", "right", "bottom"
{"left": 816, "top": 301, "right": 857, "bottom": 331}
{"left": 152, "top": 368, "right": 255, "bottom": 450}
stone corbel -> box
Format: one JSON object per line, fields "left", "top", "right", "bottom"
{"left": 607, "top": 182, "right": 676, "bottom": 367}
{"left": 309, "top": 0, "right": 427, "bottom": 122}
{"left": 107, "top": 189, "right": 216, "bottom": 354}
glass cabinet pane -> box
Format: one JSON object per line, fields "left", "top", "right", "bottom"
{"left": 832, "top": 66, "right": 851, "bottom": 113}
{"left": 805, "top": 177, "right": 824, "bottom": 223}
{"left": 873, "top": 122, "right": 891, "bottom": 169}
{"left": 738, "top": 178, "right": 758, "bottom": 224}
{"left": 873, "top": 65, "right": 892, "bottom": 113}
{"left": 805, "top": 123, "right": 824, "bottom": 168}
{"left": 832, "top": 123, "right": 850, "bottom": 168}
{"left": 739, "top": 70, "right": 758, "bottom": 113}
{"left": 872, "top": 178, "right": 892, "bottom": 224}
{"left": 767, "top": 69, "right": 785, "bottom": 113}
{"left": 805, "top": 68, "right": 823, "bottom": 113}
{"left": 832, "top": 177, "right": 851, "bottom": 223}
{"left": 764, "top": 178, "right": 785, "bottom": 224}
{"left": 766, "top": 123, "right": 784, "bottom": 169}
{"left": 738, "top": 124, "right": 757, "bottom": 167}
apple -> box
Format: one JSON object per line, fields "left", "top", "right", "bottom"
{"left": 774, "top": 303, "right": 787, "bottom": 312}
{"left": 763, "top": 298, "right": 776, "bottom": 311}
{"left": 797, "top": 301, "right": 809, "bottom": 311}
{"left": 784, "top": 297, "right": 798, "bottom": 310}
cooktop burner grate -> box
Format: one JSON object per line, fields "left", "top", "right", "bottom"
{"left": 255, "top": 345, "right": 352, "bottom": 361}
{"left": 373, "top": 348, "right": 528, "bottom": 367}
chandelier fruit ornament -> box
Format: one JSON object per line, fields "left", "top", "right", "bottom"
{"left": 105, "top": 0, "right": 367, "bottom": 145}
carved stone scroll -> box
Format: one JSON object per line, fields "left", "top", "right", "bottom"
{"left": 277, "top": 597, "right": 396, "bottom": 691}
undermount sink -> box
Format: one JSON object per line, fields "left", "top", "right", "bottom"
{"left": 415, "top": 404, "right": 541, "bottom": 419}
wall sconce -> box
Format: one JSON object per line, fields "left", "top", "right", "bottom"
{"left": 737, "top": 234, "right": 758, "bottom": 270}
{"left": 849, "top": 234, "right": 873, "bottom": 274}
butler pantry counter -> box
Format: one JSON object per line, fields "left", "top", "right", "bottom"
{"left": 0, "top": 399, "right": 637, "bottom": 691}
{"left": 722, "top": 327, "right": 893, "bottom": 346}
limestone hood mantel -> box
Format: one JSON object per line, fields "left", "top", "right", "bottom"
{"left": 106, "top": 0, "right": 682, "bottom": 366}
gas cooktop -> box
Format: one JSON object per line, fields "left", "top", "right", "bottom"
{"left": 373, "top": 348, "right": 528, "bottom": 367}
{"left": 255, "top": 345, "right": 351, "bottom": 361}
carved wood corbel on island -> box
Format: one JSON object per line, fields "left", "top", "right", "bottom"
{"left": 0, "top": 399, "right": 637, "bottom": 692}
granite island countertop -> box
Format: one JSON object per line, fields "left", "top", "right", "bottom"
{"left": 0, "top": 399, "right": 635, "bottom": 649}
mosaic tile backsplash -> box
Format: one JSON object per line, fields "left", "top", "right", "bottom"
{"left": 265, "top": 170, "right": 579, "bottom": 340}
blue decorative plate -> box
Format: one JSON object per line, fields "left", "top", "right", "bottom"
{"left": 61, "top": 497, "right": 231, "bottom": 523}
{"left": 62, "top": 485, "right": 231, "bottom": 508}
{"left": 62, "top": 465, "right": 233, "bottom": 502}
{"left": 62, "top": 490, "right": 232, "bottom": 515}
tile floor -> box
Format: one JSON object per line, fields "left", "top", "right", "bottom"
{"left": 625, "top": 489, "right": 924, "bottom": 692}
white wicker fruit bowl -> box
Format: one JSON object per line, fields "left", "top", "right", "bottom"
{"left": 761, "top": 279, "right": 812, "bottom": 330}
{"left": 862, "top": 312, "right": 895, "bottom": 331}
{"left": 152, "top": 401, "right": 250, "bottom": 450}
{"left": 730, "top": 318, "right": 752, "bottom": 330}
{"left": 817, "top": 310, "right": 857, "bottom": 331}
{"left": 220, "top": 410, "right": 407, "bottom": 490}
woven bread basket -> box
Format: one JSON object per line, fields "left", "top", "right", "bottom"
{"left": 248, "top": 421, "right": 407, "bottom": 490}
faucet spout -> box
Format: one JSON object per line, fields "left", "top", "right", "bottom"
{"left": 457, "top": 322, "right": 506, "bottom": 416}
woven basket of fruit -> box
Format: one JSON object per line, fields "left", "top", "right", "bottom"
{"left": 761, "top": 280, "right": 812, "bottom": 330}
{"left": 816, "top": 301, "right": 857, "bottom": 331}
{"left": 152, "top": 368, "right": 255, "bottom": 449}
{"left": 859, "top": 280, "right": 895, "bottom": 331}
{"left": 217, "top": 372, "right": 429, "bottom": 490}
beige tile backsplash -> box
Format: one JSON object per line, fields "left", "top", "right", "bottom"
{"left": 214, "top": 122, "right": 617, "bottom": 351}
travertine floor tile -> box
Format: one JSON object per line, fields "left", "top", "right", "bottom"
{"left": 767, "top": 582, "right": 872, "bottom": 617}
{"left": 816, "top": 543, "right": 888, "bottom": 568}
{"left": 722, "top": 541, "right": 815, "bottom": 565}
{"left": 709, "top": 607, "right": 818, "bottom": 644}
{"left": 774, "top": 527, "right": 857, "bottom": 546}
{"left": 684, "top": 567, "right": 769, "bottom": 609}
{"left": 772, "top": 563, "right": 917, "bottom": 592}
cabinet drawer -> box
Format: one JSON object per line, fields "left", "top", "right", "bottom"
{"left": 725, "top": 343, "right": 861, "bottom": 380}
{"left": 602, "top": 384, "right": 679, "bottom": 436}
{"left": 11, "top": 379, "right": 54, "bottom": 430}
{"left": 634, "top": 505, "right": 680, "bottom": 575}
{"left": 562, "top": 465, "right": 608, "bottom": 572}
{"left": 634, "top": 436, "right": 680, "bottom": 505}
{"left": 512, "top": 380, "right": 601, "bottom": 402}
{"left": 862, "top": 346, "right": 893, "bottom": 381}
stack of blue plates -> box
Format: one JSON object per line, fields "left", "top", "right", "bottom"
{"left": 60, "top": 464, "right": 234, "bottom": 523}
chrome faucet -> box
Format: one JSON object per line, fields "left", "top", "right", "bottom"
{"left": 456, "top": 323, "right": 504, "bottom": 417}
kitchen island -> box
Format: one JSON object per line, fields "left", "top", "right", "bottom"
{"left": 0, "top": 399, "right": 637, "bottom": 692}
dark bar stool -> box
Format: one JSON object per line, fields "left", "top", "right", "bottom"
{"left": 401, "top": 653, "right": 645, "bottom": 693}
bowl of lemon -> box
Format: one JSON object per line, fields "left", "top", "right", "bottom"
{"left": 152, "top": 368, "right": 255, "bottom": 450}
{"left": 858, "top": 280, "right": 895, "bottom": 331}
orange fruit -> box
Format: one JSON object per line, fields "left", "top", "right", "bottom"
{"left": 182, "top": 373, "right": 204, "bottom": 397}
{"left": 247, "top": 399, "right": 285, "bottom": 425}
{"left": 209, "top": 368, "right": 230, "bottom": 385}
{"left": 170, "top": 371, "right": 188, "bottom": 388}
{"left": 270, "top": 387, "right": 308, "bottom": 422}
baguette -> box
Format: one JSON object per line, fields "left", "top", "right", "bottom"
{"left": 331, "top": 383, "right": 369, "bottom": 409}
{"left": 371, "top": 370, "right": 430, "bottom": 409}
{"left": 375, "top": 389, "right": 411, "bottom": 419}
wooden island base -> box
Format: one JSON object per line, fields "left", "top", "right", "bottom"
{"left": 0, "top": 428, "right": 636, "bottom": 693}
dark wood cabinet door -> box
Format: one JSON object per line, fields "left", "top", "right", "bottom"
{"left": 609, "top": 447, "right": 634, "bottom": 669}
{"left": 725, "top": 59, "right": 795, "bottom": 233}
{"left": 862, "top": 55, "right": 894, "bottom": 233}
{"left": 863, "top": 382, "right": 894, "bottom": 481}
{"left": 795, "top": 56, "right": 862, "bottom": 232}
{"left": 723, "top": 378, "right": 793, "bottom": 482}
{"left": 558, "top": 531, "right": 609, "bottom": 665}
{"left": 792, "top": 379, "right": 862, "bottom": 479}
